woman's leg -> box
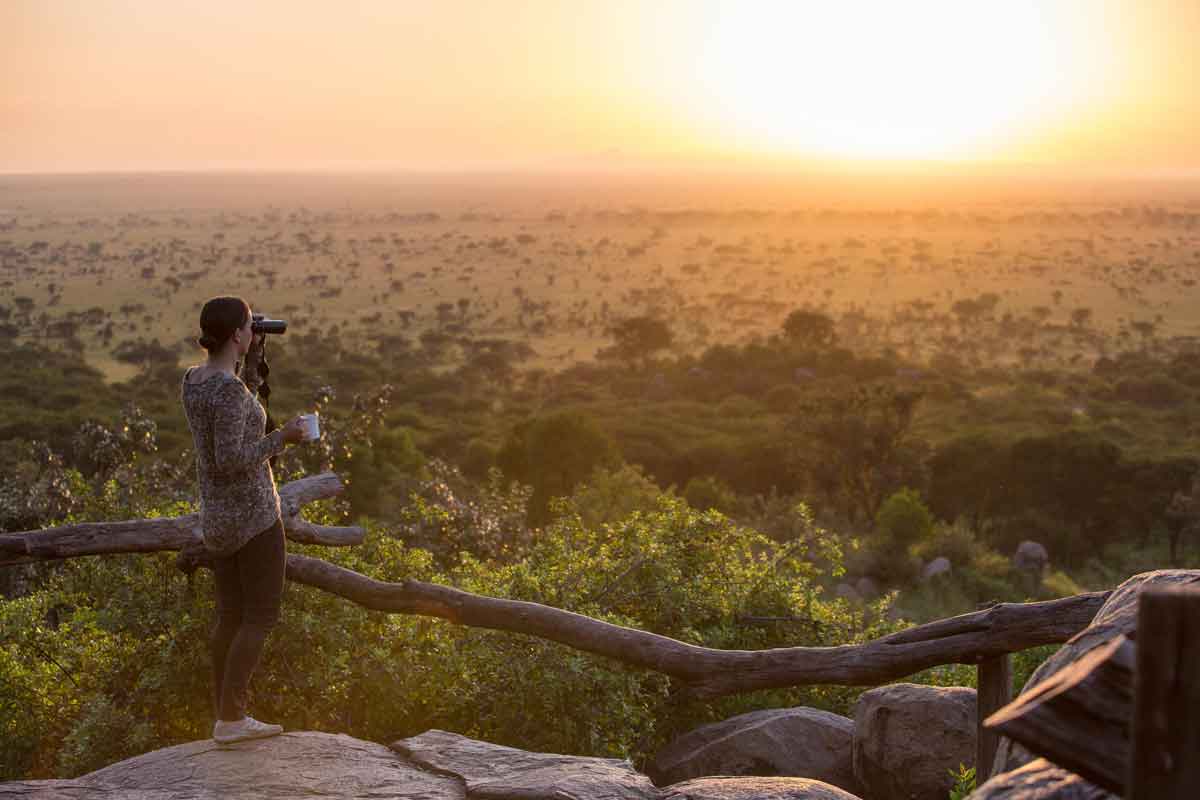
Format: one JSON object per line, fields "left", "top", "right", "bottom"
{"left": 217, "top": 518, "right": 286, "bottom": 722}
{"left": 210, "top": 551, "right": 244, "bottom": 722}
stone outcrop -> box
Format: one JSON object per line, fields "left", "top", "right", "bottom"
{"left": 853, "top": 683, "right": 977, "bottom": 800}
{"left": 648, "top": 707, "right": 860, "bottom": 795}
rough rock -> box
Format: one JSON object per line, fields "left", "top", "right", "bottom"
{"left": 1012, "top": 541, "right": 1049, "bottom": 573}
{"left": 392, "top": 728, "right": 658, "bottom": 800}
{"left": 968, "top": 758, "right": 1112, "bottom": 799}
{"left": 0, "top": 731, "right": 460, "bottom": 799}
{"left": 986, "top": 569, "right": 1200, "bottom": 797}
{"left": 921, "top": 556, "right": 952, "bottom": 581}
{"left": 853, "top": 683, "right": 976, "bottom": 800}
{"left": 661, "top": 776, "right": 862, "bottom": 799}
{"left": 834, "top": 582, "right": 860, "bottom": 602}
{"left": 854, "top": 577, "right": 879, "bottom": 599}
{"left": 648, "top": 707, "right": 860, "bottom": 795}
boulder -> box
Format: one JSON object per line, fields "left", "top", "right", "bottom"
{"left": 661, "top": 776, "right": 862, "bottom": 799}
{"left": 834, "top": 582, "right": 861, "bottom": 602}
{"left": 921, "top": 556, "right": 952, "bottom": 581}
{"left": 986, "top": 569, "right": 1200, "bottom": 795}
{"left": 392, "top": 728, "right": 658, "bottom": 800}
{"left": 1012, "top": 541, "right": 1049, "bottom": 574}
{"left": 852, "top": 683, "right": 977, "bottom": 800}
{"left": 648, "top": 707, "right": 859, "bottom": 795}
{"left": 854, "top": 577, "right": 879, "bottom": 599}
{"left": 0, "top": 731, "right": 461, "bottom": 800}
{"left": 968, "top": 758, "right": 1111, "bottom": 799}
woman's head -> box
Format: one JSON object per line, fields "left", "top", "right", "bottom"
{"left": 197, "top": 296, "right": 253, "bottom": 358}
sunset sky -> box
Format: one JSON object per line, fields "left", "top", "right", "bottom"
{"left": 4, "top": 0, "right": 1198, "bottom": 175}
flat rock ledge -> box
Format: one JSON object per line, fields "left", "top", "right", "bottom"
{"left": 0, "top": 729, "right": 864, "bottom": 800}
{"left": 392, "top": 728, "right": 659, "bottom": 800}
{"left": 0, "top": 731, "right": 456, "bottom": 799}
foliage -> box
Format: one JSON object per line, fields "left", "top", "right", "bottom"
{"left": 781, "top": 309, "right": 837, "bottom": 349}
{"left": 682, "top": 474, "right": 739, "bottom": 515}
{"left": 926, "top": 434, "right": 1007, "bottom": 531}
{"left": 876, "top": 488, "right": 934, "bottom": 553}
{"left": 566, "top": 463, "right": 668, "bottom": 529}
{"left": 598, "top": 315, "right": 673, "bottom": 367}
{"left": 947, "top": 763, "right": 976, "bottom": 800}
{"left": 396, "top": 459, "right": 532, "bottom": 565}
{"left": 497, "top": 410, "right": 622, "bottom": 525}
{"left": 790, "top": 380, "right": 928, "bottom": 524}
{"left": 1, "top": 474, "right": 907, "bottom": 779}
{"left": 860, "top": 488, "right": 933, "bottom": 586}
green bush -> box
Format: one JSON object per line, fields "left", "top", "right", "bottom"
{"left": 876, "top": 488, "right": 935, "bottom": 552}
{"left": 1, "top": 486, "right": 908, "bottom": 779}
{"left": 862, "top": 488, "right": 934, "bottom": 585}
{"left": 682, "top": 474, "right": 739, "bottom": 515}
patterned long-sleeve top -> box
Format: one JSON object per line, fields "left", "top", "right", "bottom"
{"left": 181, "top": 366, "right": 287, "bottom": 556}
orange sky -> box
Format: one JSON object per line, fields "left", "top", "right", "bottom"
{"left": 3, "top": 0, "right": 1198, "bottom": 175}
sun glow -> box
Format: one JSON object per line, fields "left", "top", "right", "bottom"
{"left": 686, "top": 1, "right": 1107, "bottom": 163}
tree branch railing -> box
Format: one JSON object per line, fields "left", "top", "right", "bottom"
{"left": 1, "top": 471, "right": 1112, "bottom": 778}
{"left": 0, "top": 472, "right": 363, "bottom": 566}
{"left": 277, "top": 553, "right": 1107, "bottom": 699}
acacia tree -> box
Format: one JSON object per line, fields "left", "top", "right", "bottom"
{"left": 496, "top": 410, "right": 621, "bottom": 526}
{"left": 781, "top": 309, "right": 837, "bottom": 349}
{"left": 790, "top": 381, "right": 927, "bottom": 525}
{"left": 598, "top": 315, "right": 672, "bottom": 369}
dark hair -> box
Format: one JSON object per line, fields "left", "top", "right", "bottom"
{"left": 197, "top": 296, "right": 250, "bottom": 353}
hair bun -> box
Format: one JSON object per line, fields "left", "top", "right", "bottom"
{"left": 197, "top": 333, "right": 218, "bottom": 350}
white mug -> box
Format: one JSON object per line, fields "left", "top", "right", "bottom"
{"left": 299, "top": 412, "right": 320, "bottom": 441}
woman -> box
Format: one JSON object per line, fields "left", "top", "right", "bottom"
{"left": 181, "top": 296, "right": 307, "bottom": 745}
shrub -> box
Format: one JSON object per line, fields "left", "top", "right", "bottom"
{"left": 683, "top": 475, "right": 739, "bottom": 515}
{"left": 876, "top": 488, "right": 934, "bottom": 555}
{"left": 764, "top": 383, "right": 803, "bottom": 413}
{"left": 2, "top": 492, "right": 907, "bottom": 778}
{"left": 912, "top": 519, "right": 977, "bottom": 567}
{"left": 1114, "top": 373, "right": 1188, "bottom": 407}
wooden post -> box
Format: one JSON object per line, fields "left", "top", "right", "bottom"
{"left": 976, "top": 652, "right": 1011, "bottom": 782}
{"left": 1128, "top": 585, "right": 1200, "bottom": 799}
{"left": 982, "top": 635, "right": 1133, "bottom": 794}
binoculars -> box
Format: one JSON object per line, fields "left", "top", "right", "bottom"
{"left": 251, "top": 313, "right": 287, "bottom": 335}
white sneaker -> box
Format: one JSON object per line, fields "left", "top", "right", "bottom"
{"left": 212, "top": 715, "right": 284, "bottom": 744}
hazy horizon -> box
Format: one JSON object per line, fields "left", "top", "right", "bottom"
{"left": 6, "top": 1, "right": 1200, "bottom": 175}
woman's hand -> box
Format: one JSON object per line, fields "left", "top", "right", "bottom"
{"left": 280, "top": 415, "right": 308, "bottom": 445}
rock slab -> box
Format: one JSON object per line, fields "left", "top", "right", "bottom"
{"left": 648, "top": 707, "right": 860, "bottom": 795}
{"left": 0, "top": 731, "right": 460, "bottom": 799}
{"left": 392, "top": 728, "right": 659, "bottom": 800}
